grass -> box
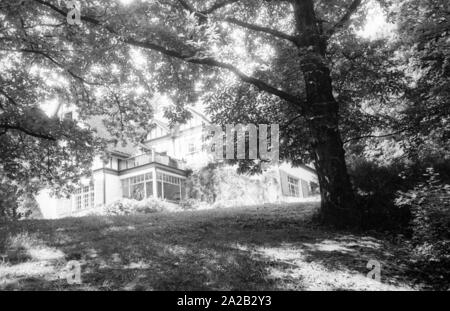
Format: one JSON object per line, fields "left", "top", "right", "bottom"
{"left": 0, "top": 203, "right": 438, "bottom": 290}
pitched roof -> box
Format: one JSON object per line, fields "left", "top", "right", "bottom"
{"left": 87, "top": 115, "right": 139, "bottom": 157}
{"left": 186, "top": 106, "right": 210, "bottom": 123}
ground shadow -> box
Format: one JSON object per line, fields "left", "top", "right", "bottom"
{"left": 0, "top": 203, "right": 438, "bottom": 290}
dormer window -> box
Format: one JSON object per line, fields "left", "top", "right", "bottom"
{"left": 188, "top": 142, "right": 196, "bottom": 154}
{"left": 64, "top": 112, "right": 73, "bottom": 120}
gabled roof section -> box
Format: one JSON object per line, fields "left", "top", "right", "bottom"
{"left": 152, "top": 119, "right": 170, "bottom": 133}
{"left": 186, "top": 106, "right": 210, "bottom": 124}
{"left": 87, "top": 115, "right": 139, "bottom": 157}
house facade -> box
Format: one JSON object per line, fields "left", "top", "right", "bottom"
{"left": 37, "top": 107, "right": 319, "bottom": 218}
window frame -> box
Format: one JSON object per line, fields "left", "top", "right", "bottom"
{"left": 74, "top": 183, "right": 94, "bottom": 210}
{"left": 287, "top": 176, "right": 300, "bottom": 197}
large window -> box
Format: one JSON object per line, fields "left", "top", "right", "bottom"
{"left": 121, "top": 172, "right": 153, "bottom": 200}
{"left": 157, "top": 172, "right": 185, "bottom": 201}
{"left": 74, "top": 184, "right": 94, "bottom": 210}
{"left": 122, "top": 171, "right": 185, "bottom": 201}
{"left": 287, "top": 176, "right": 300, "bottom": 197}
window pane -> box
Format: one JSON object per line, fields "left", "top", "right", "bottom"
{"left": 157, "top": 181, "right": 163, "bottom": 198}
{"left": 122, "top": 179, "right": 130, "bottom": 198}
{"left": 90, "top": 191, "right": 94, "bottom": 207}
{"left": 164, "top": 182, "right": 181, "bottom": 201}
{"left": 83, "top": 193, "right": 89, "bottom": 208}
{"left": 301, "top": 179, "right": 310, "bottom": 197}
{"left": 130, "top": 183, "right": 145, "bottom": 201}
{"left": 145, "top": 172, "right": 152, "bottom": 180}
{"left": 146, "top": 181, "right": 153, "bottom": 198}
{"left": 180, "top": 180, "right": 186, "bottom": 200}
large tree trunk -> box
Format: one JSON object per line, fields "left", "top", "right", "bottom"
{"left": 294, "top": 0, "right": 359, "bottom": 227}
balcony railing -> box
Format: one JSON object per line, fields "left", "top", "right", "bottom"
{"left": 118, "top": 151, "right": 185, "bottom": 171}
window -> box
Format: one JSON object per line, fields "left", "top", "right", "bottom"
{"left": 121, "top": 172, "right": 153, "bottom": 200}
{"left": 288, "top": 176, "right": 300, "bottom": 197}
{"left": 155, "top": 171, "right": 185, "bottom": 201}
{"left": 73, "top": 184, "right": 94, "bottom": 210}
{"left": 90, "top": 191, "right": 94, "bottom": 207}
{"left": 188, "top": 142, "right": 196, "bottom": 154}
{"left": 76, "top": 195, "right": 82, "bottom": 210}
{"left": 83, "top": 193, "right": 89, "bottom": 209}
{"left": 64, "top": 112, "right": 73, "bottom": 120}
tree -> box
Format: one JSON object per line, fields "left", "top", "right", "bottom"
{"left": 0, "top": 0, "right": 154, "bottom": 201}
{"left": 395, "top": 0, "right": 449, "bottom": 160}
{"left": 0, "top": 0, "right": 392, "bottom": 226}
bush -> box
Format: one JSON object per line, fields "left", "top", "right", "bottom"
{"left": 396, "top": 169, "right": 450, "bottom": 262}
{"left": 185, "top": 163, "right": 284, "bottom": 209}
{"left": 349, "top": 159, "right": 411, "bottom": 230}
{"left": 104, "top": 197, "right": 180, "bottom": 216}
{"left": 0, "top": 183, "right": 20, "bottom": 221}
{"left": 0, "top": 182, "right": 42, "bottom": 221}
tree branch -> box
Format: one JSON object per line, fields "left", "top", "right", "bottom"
{"left": 223, "top": 17, "right": 298, "bottom": 45}
{"left": 281, "top": 114, "right": 303, "bottom": 131}
{"left": 328, "top": 0, "right": 362, "bottom": 37}
{"left": 34, "top": 0, "right": 301, "bottom": 106}
{"left": 125, "top": 38, "right": 299, "bottom": 104}
{"left": 178, "top": 0, "right": 239, "bottom": 16}
{"left": 19, "top": 48, "right": 99, "bottom": 85}
{"left": 201, "top": 0, "right": 240, "bottom": 14}
{"left": 343, "top": 128, "right": 410, "bottom": 144}
{"left": 0, "top": 124, "right": 56, "bottom": 141}
{"left": 0, "top": 88, "right": 19, "bottom": 107}
{"left": 178, "top": 0, "right": 297, "bottom": 44}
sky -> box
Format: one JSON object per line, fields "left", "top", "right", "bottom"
{"left": 357, "top": 1, "right": 396, "bottom": 40}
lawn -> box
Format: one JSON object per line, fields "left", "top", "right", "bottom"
{"left": 0, "top": 203, "right": 434, "bottom": 290}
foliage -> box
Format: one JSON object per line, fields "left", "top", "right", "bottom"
{"left": 185, "top": 163, "right": 285, "bottom": 209}
{"left": 349, "top": 156, "right": 450, "bottom": 231}
{"left": 0, "top": 182, "right": 20, "bottom": 221}
{"left": 104, "top": 197, "right": 180, "bottom": 216}
{"left": 396, "top": 169, "right": 450, "bottom": 262}
{"left": 0, "top": 179, "right": 42, "bottom": 221}
{"left": 349, "top": 158, "right": 411, "bottom": 230}
{"left": 0, "top": 0, "right": 448, "bottom": 228}
{"left": 0, "top": 0, "right": 155, "bottom": 199}
{"left": 185, "top": 163, "right": 219, "bottom": 204}
{"left": 17, "top": 193, "right": 43, "bottom": 220}
{"left": 394, "top": 0, "right": 449, "bottom": 158}
{"left": 0, "top": 0, "right": 384, "bottom": 223}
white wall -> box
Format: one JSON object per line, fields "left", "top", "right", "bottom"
{"left": 35, "top": 190, "right": 58, "bottom": 219}
{"left": 104, "top": 172, "right": 122, "bottom": 205}
{"left": 36, "top": 190, "right": 73, "bottom": 219}
{"left": 277, "top": 162, "right": 319, "bottom": 201}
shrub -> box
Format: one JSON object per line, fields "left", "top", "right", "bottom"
{"left": 0, "top": 233, "right": 39, "bottom": 263}
{"left": 185, "top": 163, "right": 219, "bottom": 204}
{"left": 396, "top": 169, "right": 450, "bottom": 262}
{"left": 349, "top": 159, "right": 411, "bottom": 230}
{"left": 0, "top": 183, "right": 20, "bottom": 221}
{"left": 104, "top": 197, "right": 180, "bottom": 216}
{"left": 185, "top": 163, "right": 283, "bottom": 209}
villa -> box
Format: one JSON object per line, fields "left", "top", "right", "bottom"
{"left": 37, "top": 106, "right": 318, "bottom": 218}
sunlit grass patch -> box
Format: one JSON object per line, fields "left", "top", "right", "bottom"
{"left": 0, "top": 203, "right": 437, "bottom": 290}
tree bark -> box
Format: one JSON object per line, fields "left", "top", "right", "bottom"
{"left": 293, "top": 0, "right": 359, "bottom": 227}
